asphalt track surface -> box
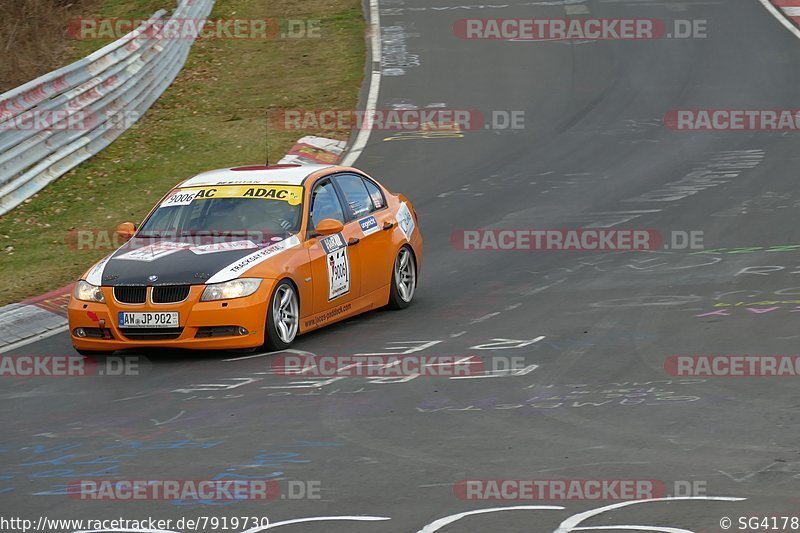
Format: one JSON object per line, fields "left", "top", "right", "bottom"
{"left": 4, "top": 0, "right": 800, "bottom": 531}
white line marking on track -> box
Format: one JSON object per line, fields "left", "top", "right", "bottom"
{"left": 114, "top": 393, "right": 153, "bottom": 402}
{"left": 572, "top": 527, "right": 692, "bottom": 532}
{"left": 718, "top": 462, "right": 780, "bottom": 482}
{"left": 241, "top": 516, "right": 391, "bottom": 532}
{"left": 223, "top": 348, "right": 316, "bottom": 362}
{"left": 223, "top": 351, "right": 272, "bottom": 362}
{"left": 552, "top": 497, "right": 746, "bottom": 533}
{"left": 417, "top": 506, "right": 564, "bottom": 533}
{"left": 0, "top": 324, "right": 68, "bottom": 354}
{"left": 565, "top": 4, "right": 590, "bottom": 14}
{"left": 524, "top": 277, "right": 567, "bottom": 296}
{"left": 341, "top": 0, "right": 382, "bottom": 166}
{"left": 470, "top": 312, "right": 501, "bottom": 324}
{"left": 151, "top": 410, "right": 186, "bottom": 426}
{"left": 532, "top": 461, "right": 651, "bottom": 473}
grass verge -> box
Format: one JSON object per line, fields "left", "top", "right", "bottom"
{"left": 0, "top": 0, "right": 366, "bottom": 305}
{"left": 0, "top": 0, "right": 100, "bottom": 92}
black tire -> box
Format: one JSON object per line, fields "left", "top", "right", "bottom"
{"left": 263, "top": 279, "right": 300, "bottom": 351}
{"left": 388, "top": 245, "right": 417, "bottom": 310}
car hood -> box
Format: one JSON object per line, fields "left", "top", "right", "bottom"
{"left": 93, "top": 235, "right": 301, "bottom": 286}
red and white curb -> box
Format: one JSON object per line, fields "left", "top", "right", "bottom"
{"left": 760, "top": 0, "right": 800, "bottom": 37}
{"left": 772, "top": 0, "right": 800, "bottom": 24}
{"left": 0, "top": 137, "right": 345, "bottom": 353}
{"left": 278, "top": 136, "right": 346, "bottom": 165}
{"left": 0, "top": 285, "right": 73, "bottom": 353}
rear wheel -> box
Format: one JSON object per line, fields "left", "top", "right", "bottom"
{"left": 388, "top": 246, "right": 416, "bottom": 310}
{"left": 264, "top": 280, "right": 299, "bottom": 351}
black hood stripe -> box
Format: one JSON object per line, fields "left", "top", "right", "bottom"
{"left": 101, "top": 238, "right": 294, "bottom": 286}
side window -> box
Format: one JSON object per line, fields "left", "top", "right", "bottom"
{"left": 310, "top": 180, "right": 345, "bottom": 228}
{"left": 363, "top": 178, "right": 386, "bottom": 210}
{"left": 334, "top": 174, "right": 375, "bottom": 219}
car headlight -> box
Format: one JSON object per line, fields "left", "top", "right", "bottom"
{"left": 201, "top": 278, "right": 262, "bottom": 302}
{"left": 75, "top": 280, "right": 105, "bottom": 303}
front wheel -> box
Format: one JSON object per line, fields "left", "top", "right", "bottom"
{"left": 388, "top": 246, "right": 416, "bottom": 310}
{"left": 263, "top": 280, "right": 299, "bottom": 351}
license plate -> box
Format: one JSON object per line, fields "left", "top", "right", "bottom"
{"left": 118, "top": 312, "right": 179, "bottom": 328}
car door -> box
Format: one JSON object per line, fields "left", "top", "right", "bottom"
{"left": 331, "top": 173, "right": 396, "bottom": 296}
{"left": 306, "top": 178, "right": 362, "bottom": 315}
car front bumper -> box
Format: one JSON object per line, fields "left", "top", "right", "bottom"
{"left": 68, "top": 281, "right": 275, "bottom": 352}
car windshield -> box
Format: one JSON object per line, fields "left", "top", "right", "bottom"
{"left": 137, "top": 184, "right": 304, "bottom": 239}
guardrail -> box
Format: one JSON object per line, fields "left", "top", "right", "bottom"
{"left": 0, "top": 0, "right": 215, "bottom": 216}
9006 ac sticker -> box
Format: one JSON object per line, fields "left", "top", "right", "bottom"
{"left": 159, "top": 185, "right": 303, "bottom": 208}
{"left": 321, "top": 233, "right": 350, "bottom": 300}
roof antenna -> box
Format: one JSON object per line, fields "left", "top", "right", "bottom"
{"left": 265, "top": 110, "right": 271, "bottom": 166}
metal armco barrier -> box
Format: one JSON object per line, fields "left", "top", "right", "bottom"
{"left": 0, "top": 0, "right": 215, "bottom": 216}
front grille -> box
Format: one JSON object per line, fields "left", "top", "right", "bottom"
{"left": 152, "top": 285, "right": 190, "bottom": 304}
{"left": 114, "top": 286, "right": 146, "bottom": 304}
{"left": 119, "top": 327, "right": 184, "bottom": 341}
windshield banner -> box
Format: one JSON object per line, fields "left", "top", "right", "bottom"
{"left": 160, "top": 185, "right": 303, "bottom": 207}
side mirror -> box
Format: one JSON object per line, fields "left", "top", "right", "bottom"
{"left": 314, "top": 218, "right": 344, "bottom": 236}
{"left": 116, "top": 222, "right": 136, "bottom": 242}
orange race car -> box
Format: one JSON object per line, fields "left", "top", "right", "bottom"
{"left": 68, "top": 164, "right": 422, "bottom": 354}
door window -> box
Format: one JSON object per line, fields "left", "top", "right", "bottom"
{"left": 310, "top": 180, "right": 346, "bottom": 229}
{"left": 334, "top": 174, "right": 376, "bottom": 219}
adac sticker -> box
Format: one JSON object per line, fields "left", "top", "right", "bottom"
{"left": 359, "top": 215, "right": 379, "bottom": 236}
{"left": 162, "top": 185, "right": 303, "bottom": 207}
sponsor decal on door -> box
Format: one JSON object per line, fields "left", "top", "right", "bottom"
{"left": 359, "top": 215, "right": 379, "bottom": 236}
{"left": 397, "top": 202, "right": 416, "bottom": 241}
{"left": 320, "top": 233, "right": 350, "bottom": 300}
